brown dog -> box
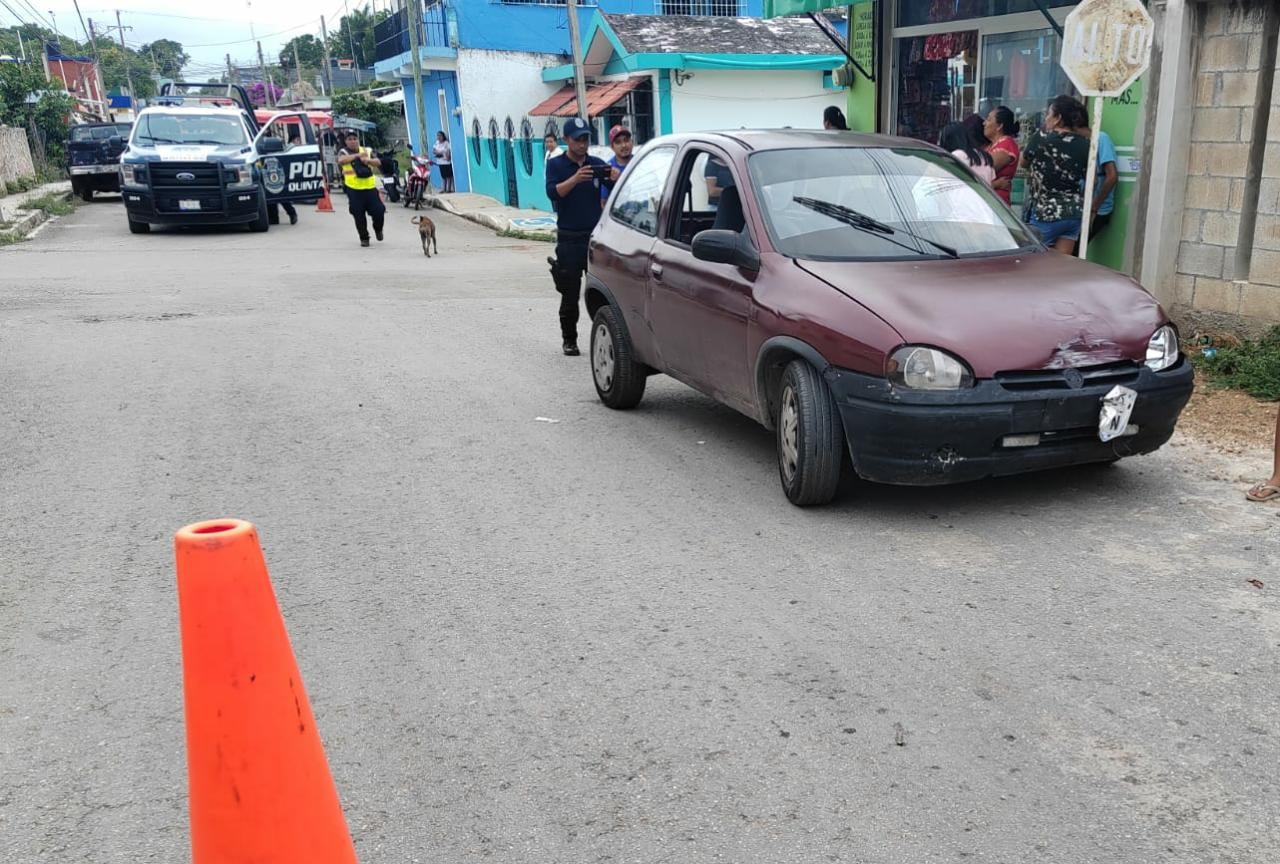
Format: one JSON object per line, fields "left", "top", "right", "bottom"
{"left": 410, "top": 215, "right": 438, "bottom": 257}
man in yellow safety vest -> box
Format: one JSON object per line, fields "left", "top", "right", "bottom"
{"left": 336, "top": 130, "right": 386, "bottom": 247}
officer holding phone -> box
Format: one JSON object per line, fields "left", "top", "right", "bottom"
{"left": 545, "top": 117, "right": 610, "bottom": 356}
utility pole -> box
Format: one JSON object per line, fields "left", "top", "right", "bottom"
{"left": 86, "top": 17, "right": 109, "bottom": 119}
{"left": 406, "top": 0, "right": 428, "bottom": 157}
{"left": 320, "top": 15, "right": 334, "bottom": 96}
{"left": 226, "top": 53, "right": 235, "bottom": 84}
{"left": 343, "top": 0, "right": 361, "bottom": 84}
{"left": 293, "top": 42, "right": 304, "bottom": 90}
{"left": 114, "top": 10, "right": 136, "bottom": 110}
{"left": 565, "top": 0, "right": 589, "bottom": 127}
{"left": 256, "top": 40, "right": 274, "bottom": 108}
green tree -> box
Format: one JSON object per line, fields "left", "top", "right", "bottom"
{"left": 0, "top": 59, "right": 76, "bottom": 168}
{"left": 138, "top": 39, "right": 189, "bottom": 80}
{"left": 327, "top": 8, "right": 389, "bottom": 70}
{"left": 331, "top": 89, "right": 398, "bottom": 148}
{"left": 279, "top": 34, "right": 325, "bottom": 71}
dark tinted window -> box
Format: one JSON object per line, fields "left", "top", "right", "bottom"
{"left": 896, "top": 0, "right": 1071, "bottom": 27}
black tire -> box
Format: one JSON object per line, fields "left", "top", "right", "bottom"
{"left": 127, "top": 217, "right": 150, "bottom": 234}
{"left": 590, "top": 305, "right": 646, "bottom": 409}
{"left": 248, "top": 190, "right": 269, "bottom": 233}
{"left": 79, "top": 187, "right": 93, "bottom": 202}
{"left": 776, "top": 359, "right": 844, "bottom": 506}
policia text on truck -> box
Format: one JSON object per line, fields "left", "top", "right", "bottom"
{"left": 118, "top": 82, "right": 324, "bottom": 235}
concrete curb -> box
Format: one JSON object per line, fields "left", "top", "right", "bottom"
{"left": 0, "top": 183, "right": 73, "bottom": 243}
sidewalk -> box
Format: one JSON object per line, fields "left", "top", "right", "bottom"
{"left": 420, "top": 191, "right": 555, "bottom": 237}
{"left": 0, "top": 181, "right": 73, "bottom": 238}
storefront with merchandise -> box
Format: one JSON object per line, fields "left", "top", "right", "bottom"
{"left": 767, "top": 0, "right": 1146, "bottom": 273}
{"left": 885, "top": 0, "right": 1145, "bottom": 271}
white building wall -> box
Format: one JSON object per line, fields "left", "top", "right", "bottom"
{"left": 457, "top": 48, "right": 562, "bottom": 129}
{"left": 668, "top": 70, "right": 843, "bottom": 133}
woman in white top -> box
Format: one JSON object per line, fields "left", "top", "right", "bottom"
{"left": 432, "top": 131, "right": 453, "bottom": 193}
{"left": 543, "top": 132, "right": 564, "bottom": 164}
{"left": 939, "top": 122, "right": 995, "bottom": 186}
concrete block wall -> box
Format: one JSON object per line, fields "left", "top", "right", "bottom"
{"left": 0, "top": 126, "right": 36, "bottom": 187}
{"left": 1175, "top": 2, "right": 1280, "bottom": 332}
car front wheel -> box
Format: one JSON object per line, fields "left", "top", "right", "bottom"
{"left": 590, "top": 305, "right": 646, "bottom": 409}
{"left": 776, "top": 359, "right": 844, "bottom": 506}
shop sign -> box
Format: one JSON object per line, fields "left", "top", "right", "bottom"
{"left": 1060, "top": 0, "right": 1155, "bottom": 97}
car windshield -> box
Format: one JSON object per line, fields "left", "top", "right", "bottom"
{"left": 133, "top": 114, "right": 247, "bottom": 147}
{"left": 748, "top": 146, "right": 1036, "bottom": 260}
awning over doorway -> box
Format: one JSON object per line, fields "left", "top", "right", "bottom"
{"left": 527, "top": 76, "right": 647, "bottom": 118}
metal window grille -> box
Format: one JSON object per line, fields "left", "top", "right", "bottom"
{"left": 519, "top": 118, "right": 535, "bottom": 175}
{"left": 471, "top": 118, "right": 482, "bottom": 163}
{"left": 657, "top": 0, "right": 742, "bottom": 15}
{"left": 487, "top": 117, "right": 500, "bottom": 166}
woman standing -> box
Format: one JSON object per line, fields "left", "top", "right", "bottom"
{"left": 939, "top": 122, "right": 995, "bottom": 185}
{"left": 823, "top": 106, "right": 849, "bottom": 130}
{"left": 544, "top": 132, "right": 564, "bottom": 164}
{"left": 983, "top": 106, "right": 1021, "bottom": 206}
{"left": 432, "top": 131, "right": 454, "bottom": 193}
{"left": 1019, "top": 96, "right": 1090, "bottom": 254}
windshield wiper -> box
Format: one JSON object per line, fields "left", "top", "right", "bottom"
{"left": 182, "top": 139, "right": 236, "bottom": 146}
{"left": 792, "top": 195, "right": 959, "bottom": 259}
{"left": 136, "top": 135, "right": 182, "bottom": 145}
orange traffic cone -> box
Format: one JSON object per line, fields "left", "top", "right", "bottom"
{"left": 317, "top": 181, "right": 335, "bottom": 213}
{"left": 174, "top": 519, "right": 358, "bottom": 864}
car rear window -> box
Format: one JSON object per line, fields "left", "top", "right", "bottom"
{"left": 748, "top": 147, "right": 1036, "bottom": 260}
{"left": 70, "top": 126, "right": 122, "bottom": 142}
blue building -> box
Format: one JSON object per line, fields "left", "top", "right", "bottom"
{"left": 374, "top": 0, "right": 845, "bottom": 210}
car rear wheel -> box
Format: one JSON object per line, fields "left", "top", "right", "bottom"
{"left": 590, "top": 305, "right": 646, "bottom": 409}
{"left": 127, "top": 217, "right": 150, "bottom": 234}
{"left": 776, "top": 359, "right": 844, "bottom": 506}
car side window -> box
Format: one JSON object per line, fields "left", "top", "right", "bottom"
{"left": 667, "top": 149, "right": 744, "bottom": 246}
{"left": 609, "top": 146, "right": 676, "bottom": 236}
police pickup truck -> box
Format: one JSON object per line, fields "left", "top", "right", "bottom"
{"left": 119, "top": 82, "right": 325, "bottom": 234}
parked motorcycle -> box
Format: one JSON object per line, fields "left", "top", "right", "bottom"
{"left": 403, "top": 155, "right": 433, "bottom": 210}
{"left": 375, "top": 146, "right": 401, "bottom": 203}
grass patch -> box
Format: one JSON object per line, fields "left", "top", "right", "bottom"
{"left": 22, "top": 193, "right": 76, "bottom": 217}
{"left": 1193, "top": 326, "right": 1280, "bottom": 401}
{"left": 498, "top": 228, "right": 555, "bottom": 243}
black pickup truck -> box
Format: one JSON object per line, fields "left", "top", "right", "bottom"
{"left": 66, "top": 122, "right": 131, "bottom": 201}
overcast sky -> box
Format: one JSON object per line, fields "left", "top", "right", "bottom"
{"left": 30, "top": 1, "right": 390, "bottom": 75}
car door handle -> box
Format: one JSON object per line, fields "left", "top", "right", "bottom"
{"left": 650, "top": 263, "right": 663, "bottom": 280}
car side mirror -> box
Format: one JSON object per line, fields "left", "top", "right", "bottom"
{"left": 108, "top": 135, "right": 122, "bottom": 148}
{"left": 258, "top": 136, "right": 285, "bottom": 154}
{"left": 692, "top": 229, "right": 760, "bottom": 271}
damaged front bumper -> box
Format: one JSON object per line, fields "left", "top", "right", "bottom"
{"left": 826, "top": 358, "right": 1195, "bottom": 486}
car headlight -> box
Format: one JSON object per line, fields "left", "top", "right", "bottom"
{"left": 226, "top": 165, "right": 254, "bottom": 188}
{"left": 887, "top": 346, "right": 974, "bottom": 390}
{"left": 120, "top": 163, "right": 144, "bottom": 186}
{"left": 1145, "top": 324, "right": 1179, "bottom": 371}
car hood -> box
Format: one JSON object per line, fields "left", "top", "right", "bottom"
{"left": 795, "top": 250, "right": 1165, "bottom": 377}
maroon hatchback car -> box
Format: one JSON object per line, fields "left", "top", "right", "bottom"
{"left": 583, "top": 131, "right": 1193, "bottom": 506}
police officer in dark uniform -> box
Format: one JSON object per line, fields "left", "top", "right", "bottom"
{"left": 545, "top": 117, "right": 611, "bottom": 356}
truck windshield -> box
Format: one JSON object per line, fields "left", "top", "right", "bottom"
{"left": 133, "top": 114, "right": 247, "bottom": 147}
{"left": 71, "top": 125, "right": 128, "bottom": 142}
{"left": 748, "top": 147, "right": 1036, "bottom": 260}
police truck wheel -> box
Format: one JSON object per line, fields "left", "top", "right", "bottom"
{"left": 248, "top": 191, "right": 270, "bottom": 233}
{"left": 127, "top": 218, "right": 150, "bottom": 234}
{"left": 590, "top": 305, "right": 646, "bottom": 410}
{"left": 79, "top": 187, "right": 93, "bottom": 202}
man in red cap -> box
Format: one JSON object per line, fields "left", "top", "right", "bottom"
{"left": 600, "top": 124, "right": 634, "bottom": 204}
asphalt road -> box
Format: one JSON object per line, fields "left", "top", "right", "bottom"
{"left": 1, "top": 196, "right": 1277, "bottom": 863}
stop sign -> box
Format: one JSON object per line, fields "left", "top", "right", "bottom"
{"left": 1060, "top": 0, "right": 1155, "bottom": 97}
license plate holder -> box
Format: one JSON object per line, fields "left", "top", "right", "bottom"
{"left": 1098, "top": 385, "right": 1138, "bottom": 442}
{"left": 178, "top": 199, "right": 201, "bottom": 211}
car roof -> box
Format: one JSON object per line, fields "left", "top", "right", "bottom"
{"left": 644, "top": 129, "right": 937, "bottom": 153}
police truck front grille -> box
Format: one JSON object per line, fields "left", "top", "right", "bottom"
{"left": 149, "top": 162, "right": 224, "bottom": 214}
